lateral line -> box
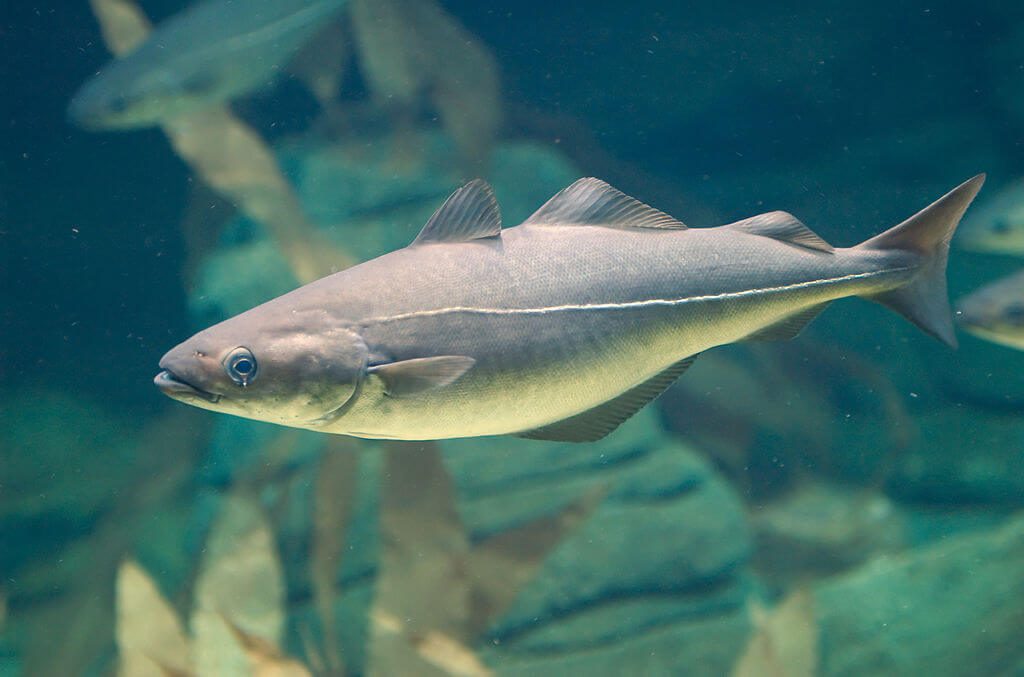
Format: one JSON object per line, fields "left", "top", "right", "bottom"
{"left": 361, "top": 266, "right": 913, "bottom": 327}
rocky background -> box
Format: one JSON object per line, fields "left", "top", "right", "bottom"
{"left": 2, "top": 0, "right": 1024, "bottom": 675}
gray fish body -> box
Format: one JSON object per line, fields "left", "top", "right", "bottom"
{"left": 317, "top": 226, "right": 911, "bottom": 439}
{"left": 70, "top": 0, "right": 347, "bottom": 128}
{"left": 156, "top": 176, "right": 984, "bottom": 441}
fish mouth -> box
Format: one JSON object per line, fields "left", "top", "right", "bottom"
{"left": 154, "top": 370, "right": 222, "bottom": 403}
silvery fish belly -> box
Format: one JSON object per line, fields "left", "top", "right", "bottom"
{"left": 155, "top": 175, "right": 984, "bottom": 442}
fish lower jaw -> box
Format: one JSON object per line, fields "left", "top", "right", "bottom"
{"left": 154, "top": 370, "right": 223, "bottom": 404}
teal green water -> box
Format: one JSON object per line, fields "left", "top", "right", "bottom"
{"left": 2, "top": 1, "right": 1024, "bottom": 674}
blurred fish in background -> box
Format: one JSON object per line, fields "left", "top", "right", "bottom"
{"left": 957, "top": 268, "right": 1024, "bottom": 350}
{"left": 957, "top": 179, "right": 1024, "bottom": 256}
{"left": 67, "top": 0, "right": 350, "bottom": 129}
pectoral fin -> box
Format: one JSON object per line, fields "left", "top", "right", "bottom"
{"left": 369, "top": 356, "right": 476, "bottom": 397}
{"left": 516, "top": 355, "right": 698, "bottom": 442}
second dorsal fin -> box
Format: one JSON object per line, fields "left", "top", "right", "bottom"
{"left": 524, "top": 178, "right": 687, "bottom": 230}
{"left": 726, "top": 211, "right": 834, "bottom": 253}
{"left": 413, "top": 180, "right": 502, "bottom": 245}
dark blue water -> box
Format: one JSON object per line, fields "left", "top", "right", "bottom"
{"left": 2, "top": 1, "right": 1023, "bottom": 674}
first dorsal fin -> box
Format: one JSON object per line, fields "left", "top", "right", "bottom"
{"left": 515, "top": 355, "right": 699, "bottom": 442}
{"left": 413, "top": 180, "right": 502, "bottom": 245}
{"left": 726, "top": 211, "right": 834, "bottom": 253}
{"left": 524, "top": 178, "right": 687, "bottom": 230}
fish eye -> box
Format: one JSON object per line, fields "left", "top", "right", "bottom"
{"left": 1004, "top": 305, "right": 1024, "bottom": 325}
{"left": 224, "top": 347, "right": 258, "bottom": 386}
{"left": 107, "top": 94, "right": 130, "bottom": 114}
{"left": 991, "top": 219, "right": 1011, "bottom": 235}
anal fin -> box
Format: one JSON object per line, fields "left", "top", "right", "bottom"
{"left": 744, "top": 303, "right": 829, "bottom": 342}
{"left": 515, "top": 355, "right": 698, "bottom": 443}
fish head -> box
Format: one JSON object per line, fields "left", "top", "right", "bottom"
{"left": 956, "top": 271, "right": 1024, "bottom": 350}
{"left": 68, "top": 54, "right": 218, "bottom": 129}
{"left": 155, "top": 309, "right": 368, "bottom": 427}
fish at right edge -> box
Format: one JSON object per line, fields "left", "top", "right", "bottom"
{"left": 957, "top": 178, "right": 1024, "bottom": 256}
{"left": 155, "top": 175, "right": 985, "bottom": 442}
{"left": 957, "top": 268, "right": 1024, "bottom": 350}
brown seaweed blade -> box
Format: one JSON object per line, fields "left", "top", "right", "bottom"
{"left": 116, "top": 560, "right": 193, "bottom": 677}
{"left": 288, "top": 19, "right": 352, "bottom": 127}
{"left": 191, "top": 494, "right": 286, "bottom": 675}
{"left": 89, "top": 0, "right": 355, "bottom": 284}
{"left": 161, "top": 110, "right": 353, "bottom": 282}
{"left": 350, "top": 0, "right": 501, "bottom": 173}
{"left": 369, "top": 442, "right": 605, "bottom": 674}
{"left": 19, "top": 409, "right": 209, "bottom": 676}
{"left": 88, "top": 0, "right": 150, "bottom": 51}
{"left": 221, "top": 616, "right": 313, "bottom": 677}
{"left": 465, "top": 485, "right": 607, "bottom": 636}
{"left": 310, "top": 438, "right": 361, "bottom": 674}
{"left": 112, "top": 491, "right": 316, "bottom": 677}
{"left": 732, "top": 589, "right": 818, "bottom": 677}
{"left": 369, "top": 441, "right": 481, "bottom": 676}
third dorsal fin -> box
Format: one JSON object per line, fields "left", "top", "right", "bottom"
{"left": 524, "top": 178, "right": 687, "bottom": 230}
{"left": 413, "top": 180, "right": 502, "bottom": 245}
{"left": 726, "top": 211, "right": 834, "bottom": 253}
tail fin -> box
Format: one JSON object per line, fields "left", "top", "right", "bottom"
{"left": 858, "top": 175, "right": 986, "bottom": 348}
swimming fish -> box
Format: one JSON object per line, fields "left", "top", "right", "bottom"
{"left": 155, "top": 175, "right": 984, "bottom": 441}
{"left": 956, "top": 178, "right": 1024, "bottom": 256}
{"left": 69, "top": 0, "right": 346, "bottom": 129}
{"left": 956, "top": 268, "right": 1024, "bottom": 350}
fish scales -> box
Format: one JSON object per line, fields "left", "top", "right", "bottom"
{"left": 326, "top": 226, "right": 912, "bottom": 438}
{"left": 156, "top": 176, "right": 985, "bottom": 442}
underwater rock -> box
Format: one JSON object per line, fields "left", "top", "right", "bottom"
{"left": 816, "top": 512, "right": 1024, "bottom": 675}
{"left": 0, "top": 390, "right": 134, "bottom": 599}
{"left": 200, "top": 409, "right": 751, "bottom": 674}
{"left": 658, "top": 341, "right": 913, "bottom": 497}
{"left": 751, "top": 483, "right": 908, "bottom": 587}
{"left": 483, "top": 507, "right": 1024, "bottom": 677}
{"left": 0, "top": 389, "right": 131, "bottom": 525}
{"left": 446, "top": 410, "right": 751, "bottom": 641}
{"left": 482, "top": 603, "right": 752, "bottom": 677}
{"left": 888, "top": 405, "right": 1024, "bottom": 505}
